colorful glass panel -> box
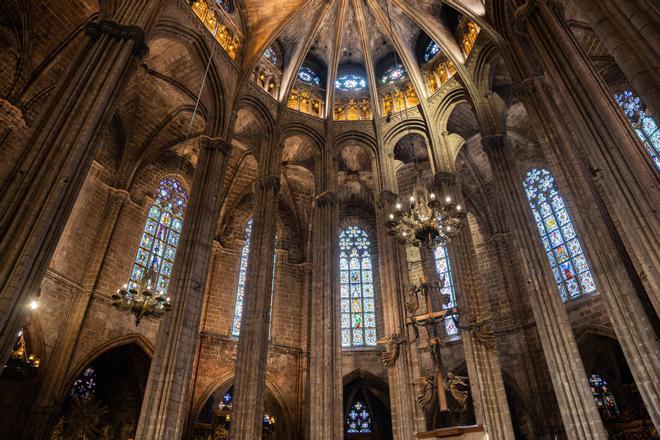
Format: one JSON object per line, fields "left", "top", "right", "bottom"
{"left": 129, "top": 177, "right": 187, "bottom": 295}
{"left": 434, "top": 245, "right": 460, "bottom": 337}
{"left": 232, "top": 219, "right": 253, "bottom": 336}
{"left": 381, "top": 64, "right": 406, "bottom": 84}
{"left": 524, "top": 168, "right": 596, "bottom": 302}
{"left": 70, "top": 367, "right": 97, "bottom": 400}
{"left": 615, "top": 90, "right": 660, "bottom": 169}
{"left": 263, "top": 47, "right": 278, "bottom": 65}
{"left": 424, "top": 41, "right": 441, "bottom": 62}
{"left": 346, "top": 401, "right": 373, "bottom": 433}
{"left": 298, "top": 66, "right": 320, "bottom": 85}
{"left": 336, "top": 74, "right": 367, "bottom": 91}
{"left": 589, "top": 373, "right": 619, "bottom": 421}
{"left": 340, "top": 226, "right": 377, "bottom": 347}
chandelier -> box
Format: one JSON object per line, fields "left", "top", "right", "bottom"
{"left": 385, "top": 170, "right": 466, "bottom": 248}
{"left": 112, "top": 270, "right": 172, "bottom": 326}
{"left": 4, "top": 330, "right": 40, "bottom": 379}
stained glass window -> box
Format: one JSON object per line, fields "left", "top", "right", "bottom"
{"left": 424, "top": 41, "right": 441, "bottom": 62}
{"left": 70, "top": 367, "right": 97, "bottom": 400}
{"left": 298, "top": 66, "right": 320, "bottom": 85}
{"left": 232, "top": 218, "right": 253, "bottom": 336}
{"left": 589, "top": 373, "right": 619, "bottom": 420}
{"left": 381, "top": 64, "right": 406, "bottom": 84}
{"left": 129, "top": 177, "right": 188, "bottom": 294}
{"left": 346, "top": 401, "right": 373, "bottom": 433}
{"left": 215, "top": 0, "right": 234, "bottom": 13}
{"left": 524, "top": 168, "right": 596, "bottom": 302}
{"left": 340, "top": 226, "right": 377, "bottom": 347}
{"left": 434, "top": 245, "right": 459, "bottom": 337}
{"left": 263, "top": 47, "right": 278, "bottom": 65}
{"left": 336, "top": 74, "right": 367, "bottom": 91}
{"left": 615, "top": 90, "right": 660, "bottom": 169}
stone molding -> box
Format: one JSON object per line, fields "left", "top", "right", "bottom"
{"left": 108, "top": 187, "right": 130, "bottom": 203}
{"left": 511, "top": 75, "right": 552, "bottom": 100}
{"left": 200, "top": 136, "right": 233, "bottom": 155}
{"left": 85, "top": 19, "right": 148, "bottom": 57}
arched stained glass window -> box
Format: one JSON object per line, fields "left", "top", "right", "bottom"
{"left": 232, "top": 218, "right": 253, "bottom": 336}
{"left": 340, "top": 226, "right": 377, "bottom": 347}
{"left": 381, "top": 64, "right": 406, "bottom": 84}
{"left": 346, "top": 401, "right": 373, "bottom": 434}
{"left": 424, "top": 41, "right": 441, "bottom": 62}
{"left": 589, "top": 373, "right": 619, "bottom": 420}
{"left": 434, "top": 245, "right": 459, "bottom": 337}
{"left": 336, "top": 74, "right": 367, "bottom": 91}
{"left": 263, "top": 47, "right": 278, "bottom": 65}
{"left": 615, "top": 90, "right": 659, "bottom": 169}
{"left": 129, "top": 177, "right": 188, "bottom": 294}
{"left": 298, "top": 66, "right": 320, "bottom": 85}
{"left": 524, "top": 168, "right": 596, "bottom": 302}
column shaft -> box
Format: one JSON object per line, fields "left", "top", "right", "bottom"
{"left": 0, "top": 2, "right": 160, "bottom": 364}
{"left": 230, "top": 175, "right": 280, "bottom": 440}
{"left": 136, "top": 137, "right": 232, "bottom": 439}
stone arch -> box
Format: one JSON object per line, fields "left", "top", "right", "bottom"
{"left": 342, "top": 369, "right": 392, "bottom": 439}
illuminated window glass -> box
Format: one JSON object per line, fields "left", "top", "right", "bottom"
{"left": 215, "top": 0, "right": 234, "bottom": 13}
{"left": 70, "top": 367, "right": 97, "bottom": 400}
{"left": 340, "top": 226, "right": 377, "bottom": 347}
{"left": 298, "top": 66, "right": 320, "bottom": 85}
{"left": 129, "top": 177, "right": 188, "bottom": 294}
{"left": 424, "top": 41, "right": 441, "bottom": 62}
{"left": 615, "top": 90, "right": 660, "bottom": 170}
{"left": 346, "top": 401, "right": 372, "bottom": 434}
{"left": 263, "top": 47, "right": 278, "bottom": 65}
{"left": 381, "top": 64, "right": 406, "bottom": 84}
{"left": 336, "top": 74, "right": 367, "bottom": 91}
{"left": 434, "top": 245, "right": 459, "bottom": 337}
{"left": 589, "top": 373, "right": 619, "bottom": 421}
{"left": 524, "top": 168, "right": 596, "bottom": 302}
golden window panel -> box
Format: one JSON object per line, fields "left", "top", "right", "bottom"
{"left": 191, "top": 0, "right": 241, "bottom": 60}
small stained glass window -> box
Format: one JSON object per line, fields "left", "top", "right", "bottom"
{"left": 340, "top": 226, "right": 377, "bottom": 347}
{"left": 298, "top": 66, "right": 321, "bottom": 85}
{"left": 381, "top": 64, "right": 406, "bottom": 84}
{"left": 346, "top": 401, "right": 373, "bottom": 433}
{"left": 589, "top": 373, "right": 619, "bottom": 420}
{"left": 70, "top": 367, "right": 97, "bottom": 400}
{"left": 424, "top": 41, "right": 441, "bottom": 62}
{"left": 336, "top": 74, "right": 367, "bottom": 91}
{"left": 524, "top": 168, "right": 596, "bottom": 302}
{"left": 615, "top": 90, "right": 659, "bottom": 170}
{"left": 434, "top": 245, "right": 459, "bottom": 337}
{"left": 263, "top": 47, "right": 278, "bottom": 65}
{"left": 129, "top": 177, "right": 188, "bottom": 295}
{"left": 232, "top": 219, "right": 253, "bottom": 336}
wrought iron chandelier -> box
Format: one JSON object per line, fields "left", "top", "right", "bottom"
{"left": 4, "top": 330, "right": 40, "bottom": 379}
{"left": 112, "top": 272, "right": 172, "bottom": 326}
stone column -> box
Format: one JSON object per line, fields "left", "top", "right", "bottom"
{"left": 306, "top": 191, "right": 342, "bottom": 440}
{"left": 23, "top": 186, "right": 130, "bottom": 438}
{"left": 375, "top": 190, "right": 425, "bottom": 437}
{"left": 135, "top": 136, "right": 232, "bottom": 439}
{"left": 482, "top": 135, "right": 607, "bottom": 439}
{"left": 511, "top": 0, "right": 659, "bottom": 313}
{"left": 230, "top": 175, "right": 280, "bottom": 440}
{"left": 575, "top": 0, "right": 659, "bottom": 114}
{"left": 0, "top": 2, "right": 161, "bottom": 364}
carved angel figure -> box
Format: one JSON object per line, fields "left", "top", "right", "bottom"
{"left": 444, "top": 372, "right": 469, "bottom": 410}
{"left": 460, "top": 313, "right": 495, "bottom": 349}
{"left": 414, "top": 375, "right": 436, "bottom": 409}
{"left": 377, "top": 334, "right": 406, "bottom": 368}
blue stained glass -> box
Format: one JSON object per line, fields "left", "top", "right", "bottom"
{"left": 263, "top": 47, "right": 278, "bottom": 65}
{"left": 424, "top": 41, "right": 441, "bottom": 62}
{"left": 298, "top": 66, "right": 320, "bottom": 85}
{"left": 524, "top": 168, "right": 597, "bottom": 302}
{"left": 129, "top": 178, "right": 188, "bottom": 296}
{"left": 340, "top": 226, "right": 377, "bottom": 347}
{"left": 346, "top": 401, "right": 372, "bottom": 433}
{"left": 615, "top": 90, "right": 660, "bottom": 170}
{"left": 381, "top": 64, "right": 406, "bottom": 84}
{"left": 336, "top": 74, "right": 367, "bottom": 91}
{"left": 434, "top": 244, "right": 460, "bottom": 337}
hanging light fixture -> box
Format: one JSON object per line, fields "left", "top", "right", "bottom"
{"left": 4, "top": 329, "right": 40, "bottom": 379}
{"left": 112, "top": 270, "right": 172, "bottom": 326}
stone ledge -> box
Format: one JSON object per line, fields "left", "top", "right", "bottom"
{"left": 417, "top": 425, "right": 484, "bottom": 439}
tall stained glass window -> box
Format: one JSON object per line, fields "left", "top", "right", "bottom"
{"left": 340, "top": 226, "right": 377, "bottom": 347}
{"left": 232, "top": 219, "right": 253, "bottom": 336}
{"left": 129, "top": 177, "right": 188, "bottom": 294}
{"left": 589, "top": 373, "right": 619, "bottom": 420}
{"left": 434, "top": 245, "right": 459, "bottom": 337}
{"left": 615, "top": 90, "right": 659, "bottom": 169}
{"left": 346, "top": 401, "right": 373, "bottom": 434}
{"left": 524, "top": 168, "right": 596, "bottom": 302}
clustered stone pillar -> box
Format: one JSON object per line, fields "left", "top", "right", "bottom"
{"left": 136, "top": 136, "right": 232, "bottom": 439}
{"left": 575, "top": 0, "right": 659, "bottom": 114}
{"left": 230, "top": 175, "right": 280, "bottom": 440}
{"left": 0, "top": 1, "right": 161, "bottom": 364}
{"left": 482, "top": 134, "right": 608, "bottom": 439}
{"left": 306, "top": 191, "right": 343, "bottom": 440}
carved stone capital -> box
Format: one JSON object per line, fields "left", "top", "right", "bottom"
{"left": 513, "top": 0, "right": 539, "bottom": 35}
{"left": 511, "top": 75, "right": 552, "bottom": 100}
{"left": 200, "top": 136, "right": 233, "bottom": 155}
{"left": 212, "top": 239, "right": 222, "bottom": 256}
{"left": 0, "top": 98, "right": 27, "bottom": 130}
{"left": 108, "top": 187, "right": 130, "bottom": 203}
{"left": 314, "top": 191, "right": 337, "bottom": 207}
{"left": 480, "top": 134, "right": 507, "bottom": 153}
{"left": 85, "top": 19, "right": 148, "bottom": 58}
{"left": 255, "top": 175, "right": 280, "bottom": 193}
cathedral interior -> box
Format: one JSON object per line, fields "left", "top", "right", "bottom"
{"left": 0, "top": 0, "right": 658, "bottom": 439}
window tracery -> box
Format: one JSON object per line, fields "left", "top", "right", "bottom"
{"left": 381, "top": 64, "right": 406, "bottom": 84}
{"left": 340, "top": 226, "right": 377, "bottom": 348}
{"left": 70, "top": 367, "right": 97, "bottom": 400}
{"left": 298, "top": 66, "right": 321, "bottom": 85}
{"left": 615, "top": 90, "right": 659, "bottom": 169}
{"left": 523, "top": 168, "right": 596, "bottom": 302}
{"left": 336, "top": 74, "right": 367, "bottom": 91}
{"left": 434, "top": 245, "right": 459, "bottom": 337}
{"left": 129, "top": 177, "right": 188, "bottom": 295}
{"left": 346, "top": 401, "right": 373, "bottom": 434}
{"left": 424, "top": 41, "right": 441, "bottom": 63}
